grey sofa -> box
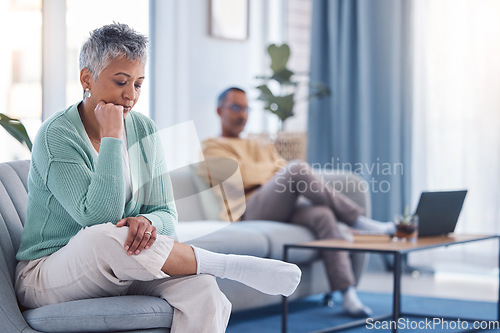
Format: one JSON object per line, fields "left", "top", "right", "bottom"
{"left": 0, "top": 160, "right": 370, "bottom": 332}
{"left": 172, "top": 165, "right": 371, "bottom": 312}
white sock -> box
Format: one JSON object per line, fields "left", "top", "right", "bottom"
{"left": 191, "top": 246, "right": 301, "bottom": 297}
{"left": 342, "top": 287, "right": 372, "bottom": 317}
{"left": 354, "top": 215, "right": 395, "bottom": 234}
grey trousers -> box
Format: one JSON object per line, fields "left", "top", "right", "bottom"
{"left": 16, "top": 223, "right": 231, "bottom": 333}
{"left": 243, "top": 161, "right": 363, "bottom": 291}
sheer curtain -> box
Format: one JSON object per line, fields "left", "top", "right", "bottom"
{"left": 412, "top": 0, "right": 500, "bottom": 236}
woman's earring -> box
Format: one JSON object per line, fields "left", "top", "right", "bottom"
{"left": 84, "top": 88, "right": 91, "bottom": 98}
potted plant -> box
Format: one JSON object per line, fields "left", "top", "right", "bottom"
{"left": 0, "top": 113, "right": 32, "bottom": 151}
{"left": 255, "top": 43, "right": 330, "bottom": 129}
{"left": 394, "top": 206, "right": 419, "bottom": 242}
{"left": 254, "top": 43, "right": 330, "bottom": 160}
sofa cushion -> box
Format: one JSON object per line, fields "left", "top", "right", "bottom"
{"left": 169, "top": 164, "right": 225, "bottom": 222}
{"left": 23, "top": 296, "right": 173, "bottom": 333}
{"left": 170, "top": 165, "right": 210, "bottom": 221}
{"left": 176, "top": 221, "right": 231, "bottom": 243}
{"left": 234, "top": 221, "right": 319, "bottom": 264}
{"left": 185, "top": 221, "right": 269, "bottom": 257}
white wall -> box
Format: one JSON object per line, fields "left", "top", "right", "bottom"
{"left": 150, "top": 0, "right": 285, "bottom": 141}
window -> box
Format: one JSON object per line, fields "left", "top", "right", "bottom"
{"left": 412, "top": 0, "right": 500, "bottom": 235}
{"left": 410, "top": 0, "right": 500, "bottom": 273}
{"left": 0, "top": 0, "right": 42, "bottom": 162}
{"left": 0, "top": 1, "right": 150, "bottom": 162}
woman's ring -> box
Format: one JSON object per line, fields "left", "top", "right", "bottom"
{"left": 144, "top": 231, "right": 152, "bottom": 236}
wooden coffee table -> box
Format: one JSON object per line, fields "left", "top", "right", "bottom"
{"left": 282, "top": 234, "right": 500, "bottom": 333}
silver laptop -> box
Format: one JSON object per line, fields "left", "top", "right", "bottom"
{"left": 415, "top": 190, "right": 467, "bottom": 237}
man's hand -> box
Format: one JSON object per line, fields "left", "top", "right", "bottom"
{"left": 94, "top": 101, "right": 124, "bottom": 139}
{"left": 116, "top": 216, "right": 157, "bottom": 255}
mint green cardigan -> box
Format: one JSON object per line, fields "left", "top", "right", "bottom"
{"left": 17, "top": 103, "right": 177, "bottom": 261}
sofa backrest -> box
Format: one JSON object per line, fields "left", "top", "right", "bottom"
{"left": 0, "top": 160, "right": 30, "bottom": 284}
{"left": 169, "top": 166, "right": 220, "bottom": 222}
{"left": 170, "top": 166, "right": 372, "bottom": 222}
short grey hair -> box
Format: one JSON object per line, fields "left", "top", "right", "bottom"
{"left": 79, "top": 22, "right": 148, "bottom": 78}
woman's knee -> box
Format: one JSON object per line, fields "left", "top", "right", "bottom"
{"left": 70, "top": 222, "right": 128, "bottom": 252}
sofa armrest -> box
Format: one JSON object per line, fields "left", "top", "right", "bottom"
{"left": 313, "top": 169, "right": 372, "bottom": 218}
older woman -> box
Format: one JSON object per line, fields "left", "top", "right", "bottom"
{"left": 15, "top": 23, "right": 300, "bottom": 333}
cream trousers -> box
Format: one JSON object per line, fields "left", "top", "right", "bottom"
{"left": 15, "top": 223, "right": 231, "bottom": 333}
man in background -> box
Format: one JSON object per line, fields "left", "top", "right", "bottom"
{"left": 202, "top": 87, "right": 395, "bottom": 317}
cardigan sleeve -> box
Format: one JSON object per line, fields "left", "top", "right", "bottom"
{"left": 45, "top": 137, "right": 126, "bottom": 227}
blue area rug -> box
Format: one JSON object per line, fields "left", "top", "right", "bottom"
{"left": 227, "top": 292, "right": 499, "bottom": 332}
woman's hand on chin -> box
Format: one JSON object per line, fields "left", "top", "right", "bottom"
{"left": 116, "top": 216, "right": 157, "bottom": 255}
{"left": 94, "top": 101, "right": 124, "bottom": 139}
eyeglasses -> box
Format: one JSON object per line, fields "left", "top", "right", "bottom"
{"left": 223, "top": 104, "right": 250, "bottom": 113}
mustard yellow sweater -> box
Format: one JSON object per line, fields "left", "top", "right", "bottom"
{"left": 202, "top": 137, "right": 286, "bottom": 196}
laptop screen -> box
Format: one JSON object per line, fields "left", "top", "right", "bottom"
{"left": 415, "top": 190, "right": 467, "bottom": 237}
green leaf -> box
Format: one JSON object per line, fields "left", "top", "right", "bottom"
{"left": 261, "top": 94, "right": 294, "bottom": 123}
{"left": 268, "top": 44, "right": 290, "bottom": 72}
{"left": 256, "top": 85, "right": 275, "bottom": 101}
{"left": 0, "top": 113, "right": 33, "bottom": 151}
{"left": 256, "top": 43, "right": 331, "bottom": 125}
{"left": 271, "top": 69, "right": 294, "bottom": 84}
